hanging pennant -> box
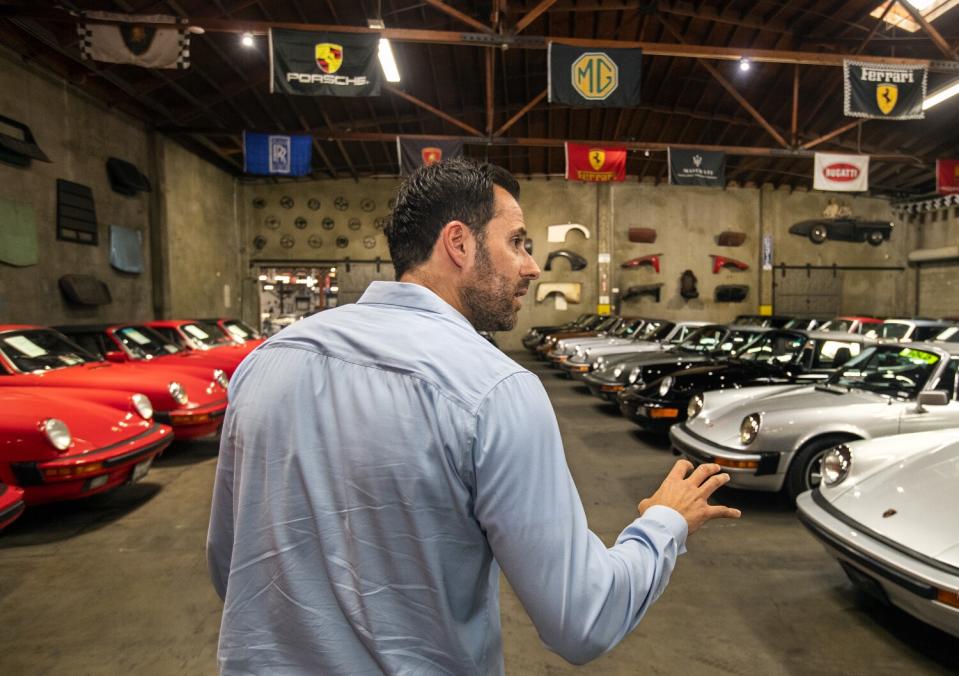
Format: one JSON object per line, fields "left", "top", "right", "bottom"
{"left": 269, "top": 29, "right": 382, "bottom": 97}
{"left": 813, "top": 153, "right": 869, "bottom": 192}
{"left": 843, "top": 60, "right": 926, "bottom": 120}
{"left": 564, "top": 143, "right": 626, "bottom": 182}
{"left": 77, "top": 11, "right": 189, "bottom": 69}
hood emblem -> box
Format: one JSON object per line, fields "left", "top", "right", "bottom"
{"left": 882, "top": 508, "right": 897, "bottom": 518}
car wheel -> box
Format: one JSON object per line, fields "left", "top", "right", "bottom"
{"left": 809, "top": 224, "right": 828, "bottom": 244}
{"left": 784, "top": 435, "right": 859, "bottom": 505}
{"left": 866, "top": 230, "right": 884, "bottom": 246}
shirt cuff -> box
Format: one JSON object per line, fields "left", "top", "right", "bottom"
{"left": 636, "top": 505, "right": 689, "bottom": 552}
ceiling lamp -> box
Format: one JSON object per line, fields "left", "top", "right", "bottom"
{"left": 241, "top": 32, "right": 255, "bottom": 48}
{"left": 738, "top": 57, "right": 751, "bottom": 72}
{"left": 368, "top": 18, "right": 401, "bottom": 82}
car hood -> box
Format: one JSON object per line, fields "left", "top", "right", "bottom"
{"left": 587, "top": 341, "right": 666, "bottom": 358}
{"left": 829, "top": 437, "right": 959, "bottom": 565}
{"left": 689, "top": 385, "right": 887, "bottom": 448}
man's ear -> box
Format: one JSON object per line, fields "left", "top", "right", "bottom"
{"left": 440, "top": 220, "right": 472, "bottom": 271}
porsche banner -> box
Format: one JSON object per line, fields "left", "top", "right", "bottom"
{"left": 843, "top": 60, "right": 926, "bottom": 120}
{"left": 668, "top": 148, "right": 725, "bottom": 187}
{"left": 270, "top": 28, "right": 381, "bottom": 96}
{"left": 397, "top": 138, "right": 463, "bottom": 175}
{"left": 937, "top": 159, "right": 959, "bottom": 195}
{"left": 565, "top": 143, "right": 626, "bottom": 182}
{"left": 813, "top": 153, "right": 869, "bottom": 192}
{"left": 548, "top": 43, "right": 642, "bottom": 107}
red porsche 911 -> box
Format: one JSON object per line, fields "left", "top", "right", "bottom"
{"left": 0, "top": 482, "right": 25, "bottom": 531}
{"left": 0, "top": 325, "right": 227, "bottom": 439}
{"left": 0, "top": 387, "right": 172, "bottom": 506}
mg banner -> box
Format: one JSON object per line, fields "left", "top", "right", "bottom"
{"left": 565, "top": 143, "right": 626, "bottom": 182}
{"left": 813, "top": 153, "right": 869, "bottom": 192}
{"left": 548, "top": 43, "right": 642, "bottom": 107}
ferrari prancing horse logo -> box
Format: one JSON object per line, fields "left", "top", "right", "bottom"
{"left": 315, "top": 43, "right": 344, "bottom": 74}
{"left": 588, "top": 149, "right": 606, "bottom": 171}
{"left": 877, "top": 84, "right": 898, "bottom": 115}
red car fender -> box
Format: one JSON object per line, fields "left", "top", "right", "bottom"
{"left": 710, "top": 255, "right": 749, "bottom": 273}
{"left": 621, "top": 253, "right": 663, "bottom": 273}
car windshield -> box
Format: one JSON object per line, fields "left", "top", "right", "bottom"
{"left": 935, "top": 326, "right": 959, "bottom": 343}
{"left": 594, "top": 316, "right": 620, "bottom": 332}
{"left": 116, "top": 326, "right": 183, "bottom": 359}
{"left": 677, "top": 326, "right": 727, "bottom": 353}
{"left": 0, "top": 329, "right": 99, "bottom": 373}
{"left": 646, "top": 321, "right": 675, "bottom": 341}
{"left": 223, "top": 320, "right": 259, "bottom": 341}
{"left": 880, "top": 322, "right": 911, "bottom": 339}
{"left": 633, "top": 320, "right": 666, "bottom": 341}
{"left": 812, "top": 339, "right": 862, "bottom": 369}
{"left": 735, "top": 332, "right": 806, "bottom": 364}
{"left": 828, "top": 346, "right": 940, "bottom": 399}
{"left": 181, "top": 322, "right": 233, "bottom": 347}
{"left": 819, "top": 318, "right": 852, "bottom": 333}
{"left": 667, "top": 324, "right": 699, "bottom": 344}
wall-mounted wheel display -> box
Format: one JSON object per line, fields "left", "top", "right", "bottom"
{"left": 322, "top": 217, "right": 335, "bottom": 230}
{"left": 307, "top": 234, "right": 323, "bottom": 248}
{"left": 307, "top": 198, "right": 321, "bottom": 210}
{"left": 336, "top": 236, "right": 349, "bottom": 248}
{"left": 360, "top": 198, "right": 375, "bottom": 212}
{"left": 264, "top": 215, "right": 280, "bottom": 230}
{"left": 373, "top": 217, "right": 389, "bottom": 230}
{"left": 363, "top": 236, "right": 376, "bottom": 249}
{"left": 334, "top": 196, "right": 349, "bottom": 211}
{"left": 252, "top": 197, "right": 266, "bottom": 209}
{"left": 253, "top": 235, "right": 266, "bottom": 250}
{"left": 348, "top": 217, "right": 361, "bottom": 230}
{"left": 294, "top": 217, "right": 308, "bottom": 230}
{"left": 280, "top": 196, "right": 294, "bottom": 209}
{"left": 280, "top": 234, "right": 295, "bottom": 248}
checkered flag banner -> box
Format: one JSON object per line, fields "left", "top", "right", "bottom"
{"left": 77, "top": 11, "right": 190, "bottom": 69}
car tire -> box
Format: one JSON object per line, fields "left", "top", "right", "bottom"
{"left": 784, "top": 434, "right": 859, "bottom": 506}
{"left": 809, "top": 224, "right": 828, "bottom": 244}
{"left": 866, "top": 230, "right": 884, "bottom": 246}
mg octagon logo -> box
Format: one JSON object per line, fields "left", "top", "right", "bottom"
{"left": 571, "top": 52, "right": 618, "bottom": 100}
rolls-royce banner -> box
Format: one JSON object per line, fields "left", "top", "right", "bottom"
{"left": 269, "top": 29, "right": 381, "bottom": 96}
{"left": 843, "top": 60, "right": 926, "bottom": 120}
{"left": 668, "top": 148, "right": 725, "bottom": 187}
{"left": 565, "top": 143, "right": 626, "bottom": 182}
{"left": 548, "top": 43, "right": 642, "bottom": 107}
{"left": 937, "top": 159, "right": 959, "bottom": 195}
{"left": 397, "top": 138, "right": 463, "bottom": 175}
{"left": 243, "top": 131, "right": 312, "bottom": 176}
{"left": 813, "top": 153, "right": 869, "bottom": 192}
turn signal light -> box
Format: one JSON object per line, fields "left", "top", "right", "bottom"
{"left": 714, "top": 457, "right": 760, "bottom": 470}
{"left": 42, "top": 462, "right": 104, "bottom": 479}
{"left": 649, "top": 408, "right": 680, "bottom": 419}
{"left": 937, "top": 588, "right": 959, "bottom": 609}
{"left": 170, "top": 413, "right": 212, "bottom": 424}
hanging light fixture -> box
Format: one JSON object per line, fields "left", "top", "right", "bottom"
{"left": 241, "top": 32, "right": 255, "bottom": 48}
{"left": 738, "top": 57, "right": 751, "bottom": 72}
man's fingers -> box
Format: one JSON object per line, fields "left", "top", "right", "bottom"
{"left": 666, "top": 459, "right": 694, "bottom": 482}
{"left": 706, "top": 505, "right": 742, "bottom": 520}
{"left": 698, "top": 472, "right": 730, "bottom": 497}
{"left": 687, "top": 462, "right": 722, "bottom": 486}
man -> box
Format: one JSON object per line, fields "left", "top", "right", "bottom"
{"left": 207, "top": 159, "right": 740, "bottom": 674}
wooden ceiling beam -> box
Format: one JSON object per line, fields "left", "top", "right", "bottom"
{"left": 800, "top": 120, "right": 862, "bottom": 151}
{"left": 385, "top": 84, "right": 484, "bottom": 137}
{"left": 898, "top": 0, "right": 959, "bottom": 59}
{"left": 494, "top": 88, "right": 547, "bottom": 137}
{"left": 513, "top": 0, "right": 557, "bottom": 35}
{"left": 422, "top": 0, "right": 493, "bottom": 34}
{"left": 485, "top": 47, "right": 495, "bottom": 136}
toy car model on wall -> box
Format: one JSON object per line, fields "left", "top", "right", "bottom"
{"left": 788, "top": 218, "right": 894, "bottom": 246}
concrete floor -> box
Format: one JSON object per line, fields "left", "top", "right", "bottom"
{"left": 1, "top": 351, "right": 957, "bottom": 675}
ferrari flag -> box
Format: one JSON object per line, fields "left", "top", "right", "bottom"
{"left": 843, "top": 60, "right": 926, "bottom": 120}
{"left": 549, "top": 43, "right": 642, "bottom": 107}
{"left": 77, "top": 11, "right": 189, "bottom": 69}
{"left": 397, "top": 138, "right": 463, "bottom": 175}
{"left": 937, "top": 159, "right": 959, "bottom": 195}
{"left": 270, "top": 28, "right": 381, "bottom": 96}
{"left": 565, "top": 143, "right": 626, "bottom": 182}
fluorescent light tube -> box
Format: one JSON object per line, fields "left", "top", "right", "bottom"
{"left": 923, "top": 78, "right": 959, "bottom": 110}
{"left": 378, "top": 38, "right": 401, "bottom": 83}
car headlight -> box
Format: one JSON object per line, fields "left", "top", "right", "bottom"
{"left": 612, "top": 365, "right": 624, "bottom": 379}
{"left": 687, "top": 393, "right": 704, "bottom": 420}
{"left": 213, "top": 368, "right": 229, "bottom": 390}
{"left": 574, "top": 347, "right": 584, "bottom": 358}
{"left": 627, "top": 367, "right": 643, "bottom": 386}
{"left": 822, "top": 444, "right": 852, "bottom": 486}
{"left": 593, "top": 356, "right": 606, "bottom": 372}
{"left": 740, "top": 413, "right": 762, "bottom": 445}
{"left": 131, "top": 393, "right": 154, "bottom": 419}
{"left": 42, "top": 418, "right": 72, "bottom": 451}
{"left": 168, "top": 381, "right": 189, "bottom": 405}
{"left": 658, "top": 376, "right": 674, "bottom": 397}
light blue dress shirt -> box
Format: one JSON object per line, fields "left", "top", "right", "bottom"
{"left": 207, "top": 281, "right": 688, "bottom": 675}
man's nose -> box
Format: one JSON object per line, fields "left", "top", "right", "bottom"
{"left": 522, "top": 250, "right": 541, "bottom": 280}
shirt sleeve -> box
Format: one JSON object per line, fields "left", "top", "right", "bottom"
{"left": 206, "top": 407, "right": 237, "bottom": 601}
{"left": 471, "top": 372, "right": 688, "bottom": 665}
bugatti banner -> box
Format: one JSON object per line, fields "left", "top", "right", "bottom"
{"left": 813, "top": 153, "right": 869, "bottom": 192}
{"left": 937, "top": 159, "right": 959, "bottom": 195}
{"left": 269, "top": 28, "right": 381, "bottom": 96}
{"left": 668, "top": 148, "right": 725, "bottom": 187}
{"left": 548, "top": 43, "right": 642, "bottom": 107}
{"left": 397, "top": 138, "right": 463, "bottom": 175}
{"left": 843, "top": 60, "right": 926, "bottom": 120}
{"left": 565, "top": 143, "right": 626, "bottom": 182}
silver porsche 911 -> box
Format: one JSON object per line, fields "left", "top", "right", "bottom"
{"left": 796, "top": 429, "right": 959, "bottom": 638}
{"left": 669, "top": 342, "right": 959, "bottom": 502}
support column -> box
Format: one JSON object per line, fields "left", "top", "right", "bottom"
{"left": 596, "top": 183, "right": 613, "bottom": 315}
{"left": 148, "top": 132, "right": 171, "bottom": 319}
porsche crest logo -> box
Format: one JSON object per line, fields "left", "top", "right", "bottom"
{"left": 588, "top": 149, "right": 606, "bottom": 171}
{"left": 315, "top": 43, "right": 344, "bottom": 74}
{"left": 571, "top": 52, "right": 618, "bottom": 101}
{"left": 421, "top": 147, "right": 442, "bottom": 165}
{"left": 876, "top": 84, "right": 897, "bottom": 115}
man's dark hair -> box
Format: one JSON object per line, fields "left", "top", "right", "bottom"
{"left": 386, "top": 158, "right": 520, "bottom": 279}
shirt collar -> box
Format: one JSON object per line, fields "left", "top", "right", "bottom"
{"left": 357, "top": 281, "right": 473, "bottom": 327}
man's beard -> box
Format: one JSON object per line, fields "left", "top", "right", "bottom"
{"left": 460, "top": 241, "right": 525, "bottom": 332}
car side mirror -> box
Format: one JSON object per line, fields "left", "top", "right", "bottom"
{"left": 104, "top": 350, "right": 127, "bottom": 363}
{"left": 917, "top": 390, "right": 949, "bottom": 412}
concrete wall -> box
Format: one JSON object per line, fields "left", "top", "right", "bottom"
{"left": 0, "top": 49, "right": 246, "bottom": 328}
{"left": 0, "top": 50, "right": 153, "bottom": 326}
